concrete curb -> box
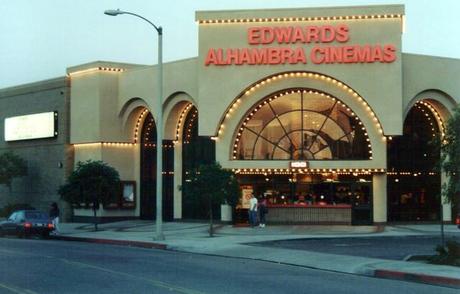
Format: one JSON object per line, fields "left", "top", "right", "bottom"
{"left": 51, "top": 235, "right": 167, "bottom": 250}
{"left": 375, "top": 269, "right": 460, "bottom": 289}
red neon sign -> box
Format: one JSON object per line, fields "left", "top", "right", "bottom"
{"left": 204, "top": 24, "right": 397, "bottom": 66}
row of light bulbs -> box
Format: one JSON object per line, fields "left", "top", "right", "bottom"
{"left": 185, "top": 110, "right": 198, "bottom": 141}
{"left": 387, "top": 172, "right": 437, "bottom": 176}
{"left": 74, "top": 142, "right": 173, "bottom": 148}
{"left": 198, "top": 14, "right": 403, "bottom": 24}
{"left": 74, "top": 142, "right": 136, "bottom": 147}
{"left": 134, "top": 103, "right": 197, "bottom": 146}
{"left": 68, "top": 66, "right": 125, "bottom": 77}
{"left": 175, "top": 103, "right": 194, "bottom": 142}
{"left": 232, "top": 168, "right": 385, "bottom": 173}
{"left": 134, "top": 109, "right": 150, "bottom": 143}
{"left": 415, "top": 101, "right": 445, "bottom": 138}
{"left": 143, "top": 143, "right": 175, "bottom": 148}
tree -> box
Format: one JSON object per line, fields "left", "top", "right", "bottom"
{"left": 58, "top": 160, "right": 121, "bottom": 231}
{"left": 439, "top": 105, "right": 460, "bottom": 208}
{"left": 182, "top": 162, "right": 240, "bottom": 237}
{"left": 432, "top": 105, "right": 460, "bottom": 248}
{"left": 0, "top": 151, "right": 27, "bottom": 188}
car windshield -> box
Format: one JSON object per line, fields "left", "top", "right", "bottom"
{"left": 25, "top": 211, "right": 48, "bottom": 219}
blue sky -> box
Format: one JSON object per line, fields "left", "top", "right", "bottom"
{"left": 1, "top": 0, "right": 459, "bottom": 88}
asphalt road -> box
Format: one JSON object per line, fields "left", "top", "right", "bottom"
{"left": 253, "top": 234, "right": 460, "bottom": 260}
{"left": 0, "top": 237, "right": 458, "bottom": 294}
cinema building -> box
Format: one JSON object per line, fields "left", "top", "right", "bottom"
{"left": 1, "top": 4, "right": 459, "bottom": 224}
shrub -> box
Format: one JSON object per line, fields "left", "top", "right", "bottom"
{"left": 429, "top": 240, "right": 460, "bottom": 266}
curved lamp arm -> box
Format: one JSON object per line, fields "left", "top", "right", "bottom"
{"left": 104, "top": 9, "right": 162, "bottom": 35}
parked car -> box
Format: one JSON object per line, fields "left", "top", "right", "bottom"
{"left": 456, "top": 213, "right": 460, "bottom": 229}
{"left": 0, "top": 210, "right": 54, "bottom": 238}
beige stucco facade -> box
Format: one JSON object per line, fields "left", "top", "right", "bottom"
{"left": 3, "top": 4, "right": 458, "bottom": 223}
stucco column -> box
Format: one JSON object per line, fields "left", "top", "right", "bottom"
{"left": 373, "top": 173, "right": 387, "bottom": 224}
{"left": 134, "top": 144, "right": 141, "bottom": 217}
{"left": 173, "top": 142, "right": 183, "bottom": 219}
{"left": 441, "top": 171, "right": 452, "bottom": 222}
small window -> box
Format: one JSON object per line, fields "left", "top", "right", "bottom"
{"left": 121, "top": 181, "right": 136, "bottom": 208}
{"left": 104, "top": 181, "right": 136, "bottom": 210}
{"left": 8, "top": 212, "right": 17, "bottom": 221}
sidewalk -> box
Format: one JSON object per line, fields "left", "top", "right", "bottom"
{"left": 53, "top": 221, "right": 460, "bottom": 289}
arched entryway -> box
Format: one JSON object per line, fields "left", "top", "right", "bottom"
{"left": 232, "top": 87, "right": 375, "bottom": 224}
{"left": 181, "top": 106, "right": 216, "bottom": 219}
{"left": 139, "top": 112, "right": 174, "bottom": 221}
{"left": 387, "top": 101, "right": 442, "bottom": 222}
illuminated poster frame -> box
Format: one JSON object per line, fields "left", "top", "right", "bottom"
{"left": 4, "top": 111, "right": 58, "bottom": 141}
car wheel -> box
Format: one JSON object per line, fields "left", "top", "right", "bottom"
{"left": 0, "top": 228, "right": 4, "bottom": 237}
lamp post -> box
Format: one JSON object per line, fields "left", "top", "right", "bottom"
{"left": 104, "top": 9, "right": 164, "bottom": 240}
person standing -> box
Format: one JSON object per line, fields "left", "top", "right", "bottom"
{"left": 258, "top": 196, "right": 268, "bottom": 228}
{"left": 249, "top": 194, "right": 258, "bottom": 227}
{"left": 49, "top": 202, "right": 60, "bottom": 234}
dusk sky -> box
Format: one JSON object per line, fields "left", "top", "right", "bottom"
{"left": 1, "top": 0, "right": 459, "bottom": 88}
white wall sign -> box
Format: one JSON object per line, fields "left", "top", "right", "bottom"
{"left": 4, "top": 111, "right": 57, "bottom": 141}
{"left": 290, "top": 161, "right": 309, "bottom": 168}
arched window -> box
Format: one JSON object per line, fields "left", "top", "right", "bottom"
{"left": 181, "top": 106, "right": 217, "bottom": 219}
{"left": 234, "top": 88, "right": 370, "bottom": 160}
{"left": 387, "top": 101, "right": 442, "bottom": 221}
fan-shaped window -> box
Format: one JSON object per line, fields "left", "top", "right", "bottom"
{"left": 234, "top": 89, "right": 370, "bottom": 160}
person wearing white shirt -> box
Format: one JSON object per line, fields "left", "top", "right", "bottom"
{"left": 249, "top": 194, "right": 258, "bottom": 227}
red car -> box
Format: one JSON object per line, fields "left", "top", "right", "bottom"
{"left": 0, "top": 210, "right": 54, "bottom": 238}
{"left": 456, "top": 213, "right": 460, "bottom": 229}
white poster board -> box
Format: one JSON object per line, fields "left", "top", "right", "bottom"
{"left": 241, "top": 186, "right": 253, "bottom": 209}
{"left": 5, "top": 111, "right": 57, "bottom": 141}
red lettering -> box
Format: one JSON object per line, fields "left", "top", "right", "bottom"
{"left": 240, "top": 48, "right": 251, "bottom": 64}
{"left": 292, "top": 47, "right": 307, "bottom": 64}
{"left": 343, "top": 46, "right": 355, "bottom": 63}
{"left": 328, "top": 47, "right": 343, "bottom": 64}
{"left": 372, "top": 45, "right": 384, "bottom": 62}
{"left": 355, "top": 45, "right": 372, "bottom": 62}
{"left": 226, "top": 49, "right": 240, "bottom": 65}
{"left": 383, "top": 44, "right": 396, "bottom": 62}
{"left": 291, "top": 27, "right": 305, "bottom": 43}
{"left": 250, "top": 48, "right": 267, "bottom": 64}
{"left": 216, "top": 49, "right": 223, "bottom": 64}
{"left": 321, "top": 26, "right": 335, "bottom": 43}
{"left": 205, "top": 49, "right": 219, "bottom": 66}
{"left": 268, "top": 48, "right": 281, "bottom": 64}
{"left": 336, "top": 25, "right": 349, "bottom": 42}
{"left": 281, "top": 48, "right": 292, "bottom": 63}
{"left": 260, "top": 27, "right": 275, "bottom": 44}
{"left": 306, "top": 26, "right": 320, "bottom": 43}
{"left": 205, "top": 43, "right": 396, "bottom": 66}
{"left": 310, "top": 47, "right": 325, "bottom": 64}
{"left": 248, "top": 27, "right": 261, "bottom": 45}
{"left": 274, "top": 27, "right": 293, "bottom": 44}
{"left": 248, "top": 25, "right": 353, "bottom": 45}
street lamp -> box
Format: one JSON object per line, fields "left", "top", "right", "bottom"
{"left": 104, "top": 9, "right": 164, "bottom": 240}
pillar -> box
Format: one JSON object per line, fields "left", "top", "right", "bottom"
{"left": 173, "top": 142, "right": 183, "bottom": 219}
{"left": 373, "top": 173, "right": 387, "bottom": 224}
